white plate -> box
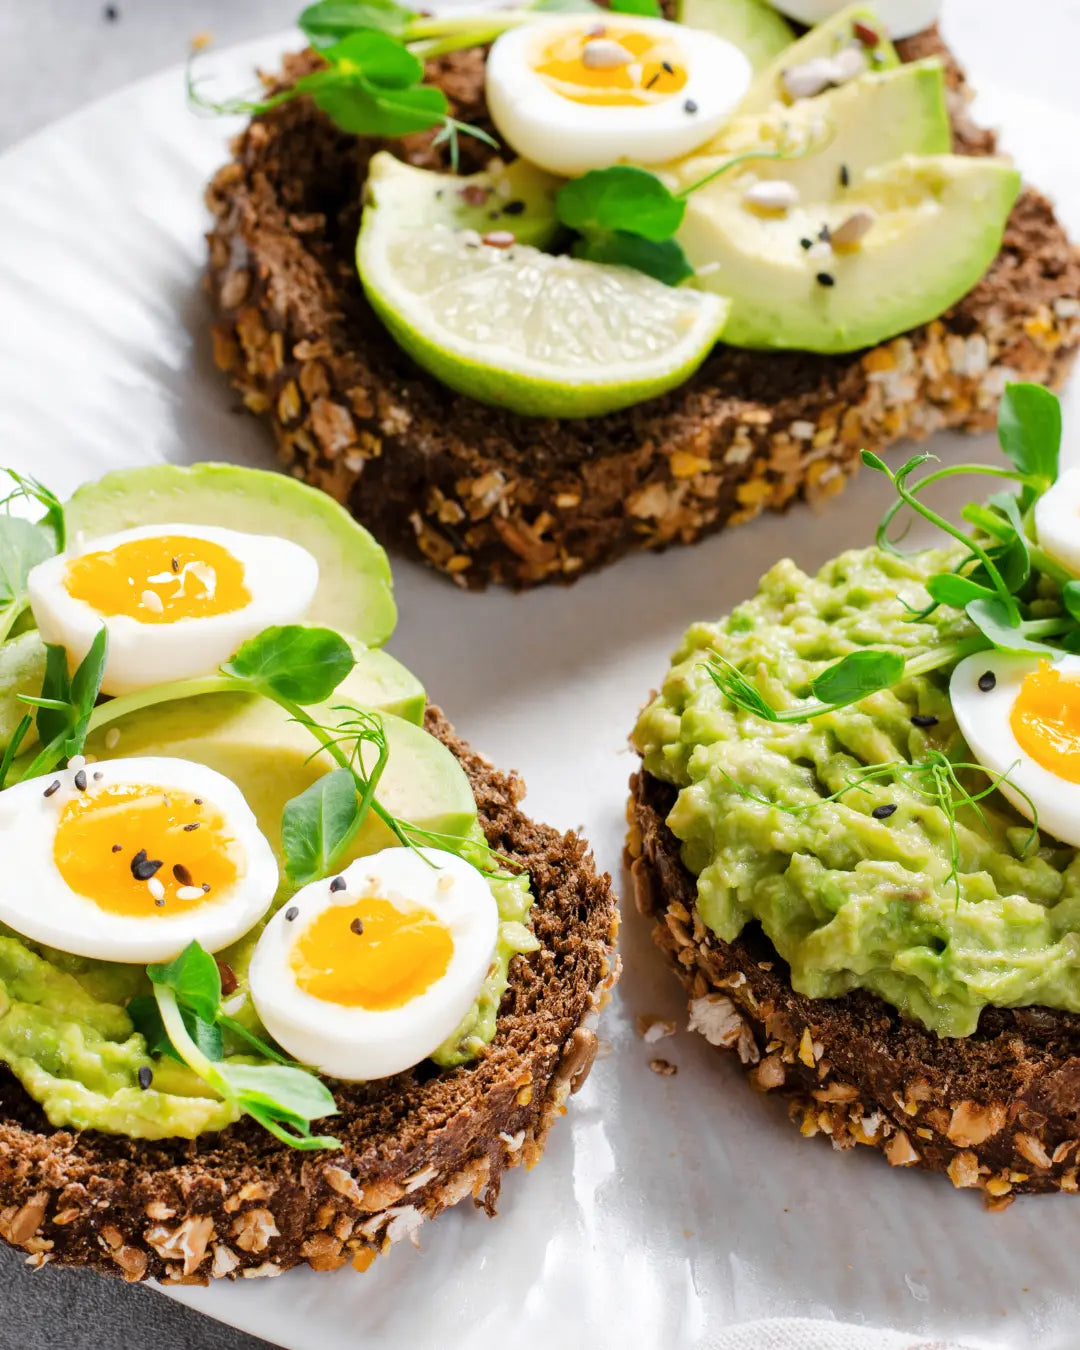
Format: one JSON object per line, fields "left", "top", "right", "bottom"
{"left": 1, "top": 6, "right": 1079, "bottom": 1347}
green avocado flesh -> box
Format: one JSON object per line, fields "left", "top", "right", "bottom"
{"left": 677, "top": 0, "right": 796, "bottom": 72}
{"left": 0, "top": 466, "right": 537, "bottom": 1139}
{"left": 634, "top": 546, "right": 1080, "bottom": 1040}
{"left": 738, "top": 3, "right": 899, "bottom": 114}
{"left": 680, "top": 153, "right": 1020, "bottom": 352}
{"left": 66, "top": 461, "right": 397, "bottom": 648}
{"left": 363, "top": 152, "right": 563, "bottom": 249}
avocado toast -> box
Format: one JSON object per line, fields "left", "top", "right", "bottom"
{"left": 203, "top": 3, "right": 1080, "bottom": 589}
{"left": 0, "top": 465, "right": 617, "bottom": 1281}
{"left": 628, "top": 384, "right": 1080, "bottom": 1205}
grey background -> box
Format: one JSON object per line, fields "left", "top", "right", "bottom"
{"left": 0, "top": 8, "right": 296, "bottom": 1345}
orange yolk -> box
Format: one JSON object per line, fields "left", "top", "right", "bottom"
{"left": 64, "top": 535, "right": 250, "bottom": 624}
{"left": 290, "top": 898, "right": 453, "bottom": 1011}
{"left": 534, "top": 27, "right": 687, "bottom": 106}
{"left": 1010, "top": 661, "right": 1080, "bottom": 783}
{"left": 54, "top": 784, "right": 243, "bottom": 917}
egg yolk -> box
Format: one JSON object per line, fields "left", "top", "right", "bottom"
{"left": 290, "top": 898, "right": 453, "bottom": 1011}
{"left": 1010, "top": 661, "right": 1080, "bottom": 783}
{"left": 64, "top": 535, "right": 250, "bottom": 624}
{"left": 534, "top": 26, "right": 687, "bottom": 106}
{"left": 54, "top": 784, "right": 243, "bottom": 917}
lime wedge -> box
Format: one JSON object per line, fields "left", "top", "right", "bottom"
{"left": 357, "top": 154, "right": 728, "bottom": 420}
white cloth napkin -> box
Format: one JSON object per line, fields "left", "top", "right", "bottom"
{"left": 708, "top": 1319, "right": 980, "bottom": 1350}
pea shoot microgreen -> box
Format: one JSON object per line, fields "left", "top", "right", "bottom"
{"left": 131, "top": 942, "right": 341, "bottom": 1151}
{"left": 0, "top": 470, "right": 65, "bottom": 646}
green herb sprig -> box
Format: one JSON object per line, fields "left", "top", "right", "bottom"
{"left": 130, "top": 942, "right": 341, "bottom": 1150}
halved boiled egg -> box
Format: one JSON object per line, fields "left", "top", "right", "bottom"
{"left": 27, "top": 523, "right": 319, "bottom": 695}
{"left": 951, "top": 651, "right": 1080, "bottom": 848}
{"left": 1034, "top": 466, "right": 1080, "bottom": 578}
{"left": 485, "top": 15, "right": 752, "bottom": 177}
{"left": 0, "top": 756, "right": 278, "bottom": 962}
{"left": 249, "top": 848, "right": 499, "bottom": 1081}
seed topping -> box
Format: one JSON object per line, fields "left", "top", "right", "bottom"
{"left": 350, "top": 918, "right": 365, "bottom": 937}
{"left": 872, "top": 803, "right": 898, "bottom": 820}
{"left": 73, "top": 769, "right": 88, "bottom": 793}
{"left": 138, "top": 1066, "right": 153, "bottom": 1091}
{"left": 130, "top": 850, "right": 163, "bottom": 882}
{"left": 815, "top": 271, "right": 836, "bottom": 287}
{"left": 173, "top": 863, "right": 193, "bottom": 887}
{"left": 978, "top": 671, "right": 997, "bottom": 692}
{"left": 43, "top": 780, "right": 61, "bottom": 798}
{"left": 911, "top": 714, "right": 939, "bottom": 728}
{"left": 330, "top": 876, "right": 347, "bottom": 893}
{"left": 285, "top": 906, "right": 299, "bottom": 922}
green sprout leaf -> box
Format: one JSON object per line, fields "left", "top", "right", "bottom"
{"left": 147, "top": 941, "right": 222, "bottom": 1024}
{"left": 20, "top": 627, "right": 109, "bottom": 776}
{"left": 571, "top": 232, "right": 693, "bottom": 286}
{"left": 298, "top": 0, "right": 417, "bottom": 44}
{"left": 557, "top": 166, "right": 685, "bottom": 243}
{"left": 282, "top": 767, "right": 362, "bottom": 886}
{"left": 609, "top": 0, "right": 662, "bottom": 12}
{"left": 925, "top": 572, "right": 996, "bottom": 610}
{"left": 0, "top": 470, "right": 65, "bottom": 552}
{"left": 222, "top": 626, "right": 355, "bottom": 705}
{"left": 998, "top": 381, "right": 1061, "bottom": 494}
{"left": 809, "top": 650, "right": 904, "bottom": 706}
{"left": 965, "top": 597, "right": 1060, "bottom": 656}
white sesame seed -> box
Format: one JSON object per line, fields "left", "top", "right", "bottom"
{"left": 807, "top": 239, "right": 833, "bottom": 262}
{"left": 176, "top": 886, "right": 205, "bottom": 902}
{"left": 581, "top": 38, "right": 633, "bottom": 69}
{"left": 695, "top": 261, "right": 722, "bottom": 277}
{"left": 68, "top": 755, "right": 86, "bottom": 772}
{"left": 105, "top": 728, "right": 120, "bottom": 750}
{"left": 147, "top": 877, "right": 165, "bottom": 902}
{"left": 140, "top": 589, "right": 164, "bottom": 615}
{"left": 437, "top": 873, "right": 455, "bottom": 891}
{"left": 743, "top": 180, "right": 800, "bottom": 214}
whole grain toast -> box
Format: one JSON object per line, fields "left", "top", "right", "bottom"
{"left": 205, "top": 27, "right": 1080, "bottom": 590}
{"left": 0, "top": 709, "right": 619, "bottom": 1283}
{"left": 627, "top": 768, "right": 1080, "bottom": 1206}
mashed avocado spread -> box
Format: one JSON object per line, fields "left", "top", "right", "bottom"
{"left": 634, "top": 545, "right": 1080, "bottom": 1038}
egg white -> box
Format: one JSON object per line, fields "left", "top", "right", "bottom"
{"left": 0, "top": 756, "right": 279, "bottom": 962}
{"left": 764, "top": 0, "right": 941, "bottom": 39}
{"left": 950, "top": 650, "right": 1080, "bottom": 849}
{"left": 27, "top": 523, "right": 319, "bottom": 696}
{"left": 249, "top": 848, "right": 499, "bottom": 1081}
{"left": 1034, "top": 467, "right": 1080, "bottom": 579}
{"left": 485, "top": 16, "right": 752, "bottom": 178}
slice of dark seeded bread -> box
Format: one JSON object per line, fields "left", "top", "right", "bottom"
{"left": 0, "top": 709, "right": 618, "bottom": 1284}
{"left": 627, "top": 768, "right": 1080, "bottom": 1208}
{"left": 204, "top": 27, "right": 1080, "bottom": 590}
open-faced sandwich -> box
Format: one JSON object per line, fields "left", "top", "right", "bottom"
{"left": 201, "top": 0, "right": 1079, "bottom": 589}
{"left": 629, "top": 384, "right": 1080, "bottom": 1206}
{"left": 0, "top": 464, "right": 617, "bottom": 1282}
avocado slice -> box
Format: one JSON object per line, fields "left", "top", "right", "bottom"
{"left": 346, "top": 641, "right": 425, "bottom": 725}
{"left": 364, "top": 152, "right": 564, "bottom": 250}
{"left": 0, "top": 631, "right": 46, "bottom": 752}
{"left": 739, "top": 3, "right": 898, "bottom": 114}
{"left": 672, "top": 59, "right": 950, "bottom": 202}
{"left": 677, "top": 0, "right": 796, "bottom": 72}
{"left": 81, "top": 683, "right": 475, "bottom": 876}
{"left": 65, "top": 463, "right": 396, "bottom": 648}
{"left": 680, "top": 153, "right": 1020, "bottom": 352}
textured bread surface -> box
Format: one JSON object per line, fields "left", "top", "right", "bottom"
{"left": 627, "top": 769, "right": 1080, "bottom": 1207}
{"left": 204, "top": 28, "right": 1080, "bottom": 589}
{"left": 0, "top": 709, "right": 619, "bottom": 1282}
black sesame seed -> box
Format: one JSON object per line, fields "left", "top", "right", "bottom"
{"left": 818, "top": 224, "right": 832, "bottom": 242}
{"left": 285, "top": 906, "right": 299, "bottom": 922}
{"left": 43, "top": 780, "right": 60, "bottom": 798}
{"left": 872, "top": 803, "right": 898, "bottom": 820}
{"left": 978, "top": 671, "right": 997, "bottom": 692}
{"left": 910, "top": 714, "right": 939, "bottom": 728}
{"left": 112, "top": 843, "right": 122, "bottom": 853}
{"left": 154, "top": 897, "right": 166, "bottom": 908}
{"left": 183, "top": 822, "right": 200, "bottom": 831}
{"left": 138, "top": 1066, "right": 153, "bottom": 1090}
{"left": 661, "top": 60, "right": 674, "bottom": 74}
{"left": 73, "top": 769, "right": 87, "bottom": 792}
{"left": 683, "top": 98, "right": 698, "bottom": 114}
{"left": 173, "top": 863, "right": 193, "bottom": 887}
{"left": 93, "top": 771, "right": 103, "bottom": 781}
{"left": 201, "top": 883, "right": 211, "bottom": 893}
{"left": 645, "top": 71, "right": 660, "bottom": 90}
{"left": 194, "top": 798, "right": 203, "bottom": 805}
{"left": 171, "top": 556, "right": 180, "bottom": 573}
{"left": 330, "top": 875, "right": 347, "bottom": 893}
{"left": 816, "top": 271, "right": 836, "bottom": 287}
{"left": 799, "top": 237, "right": 813, "bottom": 250}
{"left": 502, "top": 200, "right": 526, "bottom": 216}
{"left": 839, "top": 163, "right": 850, "bottom": 188}
{"left": 132, "top": 854, "right": 163, "bottom": 881}
{"left": 350, "top": 917, "right": 365, "bottom": 936}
